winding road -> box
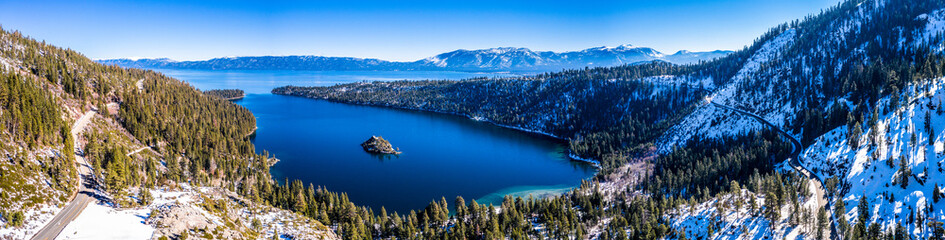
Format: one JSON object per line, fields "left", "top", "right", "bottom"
{"left": 126, "top": 145, "right": 160, "bottom": 157}
{"left": 31, "top": 111, "right": 100, "bottom": 240}
{"left": 710, "top": 102, "right": 841, "bottom": 240}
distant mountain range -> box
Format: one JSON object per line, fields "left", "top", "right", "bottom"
{"left": 98, "top": 45, "right": 731, "bottom": 72}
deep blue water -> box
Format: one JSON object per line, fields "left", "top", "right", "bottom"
{"left": 152, "top": 69, "right": 596, "bottom": 213}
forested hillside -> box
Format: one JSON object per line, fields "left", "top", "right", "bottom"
{"left": 0, "top": 69, "right": 77, "bottom": 237}
{"left": 0, "top": 27, "right": 336, "bottom": 239}
{"left": 0, "top": 24, "right": 262, "bottom": 190}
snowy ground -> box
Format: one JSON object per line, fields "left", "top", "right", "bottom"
{"left": 664, "top": 174, "right": 823, "bottom": 240}
{"left": 56, "top": 203, "right": 153, "bottom": 240}
{"left": 54, "top": 187, "right": 191, "bottom": 240}
{"left": 50, "top": 184, "right": 336, "bottom": 240}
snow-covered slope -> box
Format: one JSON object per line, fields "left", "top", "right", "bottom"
{"left": 665, "top": 185, "right": 820, "bottom": 240}
{"left": 800, "top": 77, "right": 945, "bottom": 238}
{"left": 659, "top": 0, "right": 945, "bottom": 152}
{"left": 656, "top": 1, "right": 945, "bottom": 237}
{"left": 655, "top": 28, "right": 798, "bottom": 152}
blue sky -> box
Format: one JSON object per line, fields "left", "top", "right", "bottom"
{"left": 0, "top": 0, "right": 840, "bottom": 61}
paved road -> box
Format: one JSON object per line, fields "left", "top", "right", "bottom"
{"left": 711, "top": 102, "right": 841, "bottom": 240}
{"left": 31, "top": 111, "right": 99, "bottom": 240}
{"left": 646, "top": 76, "right": 842, "bottom": 238}
{"left": 126, "top": 145, "right": 159, "bottom": 157}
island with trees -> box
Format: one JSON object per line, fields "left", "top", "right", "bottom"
{"left": 361, "top": 136, "right": 401, "bottom": 154}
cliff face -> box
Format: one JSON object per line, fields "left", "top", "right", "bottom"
{"left": 361, "top": 136, "right": 400, "bottom": 154}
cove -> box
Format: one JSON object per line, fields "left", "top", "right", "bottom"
{"left": 151, "top": 69, "right": 597, "bottom": 213}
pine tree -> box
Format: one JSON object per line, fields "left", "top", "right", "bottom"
{"left": 455, "top": 196, "right": 467, "bottom": 218}
{"left": 857, "top": 195, "right": 870, "bottom": 239}
{"left": 849, "top": 121, "right": 863, "bottom": 149}
{"left": 105, "top": 151, "right": 128, "bottom": 195}
{"left": 935, "top": 183, "right": 942, "bottom": 203}
{"left": 817, "top": 207, "right": 827, "bottom": 240}
{"left": 438, "top": 196, "right": 449, "bottom": 223}
{"left": 836, "top": 199, "right": 849, "bottom": 236}
{"left": 294, "top": 190, "right": 307, "bottom": 213}
{"left": 900, "top": 156, "right": 911, "bottom": 189}
{"left": 138, "top": 187, "right": 153, "bottom": 206}
{"left": 928, "top": 109, "right": 936, "bottom": 145}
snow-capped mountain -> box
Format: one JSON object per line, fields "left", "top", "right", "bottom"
{"left": 98, "top": 45, "right": 731, "bottom": 72}
{"left": 416, "top": 44, "right": 703, "bottom": 70}
{"left": 417, "top": 47, "right": 559, "bottom": 69}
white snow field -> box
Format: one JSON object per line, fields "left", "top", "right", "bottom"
{"left": 55, "top": 203, "right": 154, "bottom": 240}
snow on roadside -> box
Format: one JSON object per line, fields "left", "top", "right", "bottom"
{"left": 54, "top": 187, "right": 192, "bottom": 240}
{"left": 0, "top": 204, "right": 63, "bottom": 240}
{"left": 55, "top": 203, "right": 153, "bottom": 240}
{"left": 48, "top": 183, "right": 336, "bottom": 240}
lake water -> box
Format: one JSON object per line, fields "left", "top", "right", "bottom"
{"left": 152, "top": 69, "right": 597, "bottom": 213}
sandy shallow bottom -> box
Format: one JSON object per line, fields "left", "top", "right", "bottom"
{"left": 476, "top": 184, "right": 576, "bottom": 206}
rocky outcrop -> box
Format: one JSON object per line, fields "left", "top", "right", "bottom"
{"left": 360, "top": 136, "right": 400, "bottom": 154}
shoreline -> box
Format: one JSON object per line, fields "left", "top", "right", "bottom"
{"left": 244, "top": 126, "right": 258, "bottom": 138}
{"left": 222, "top": 94, "right": 245, "bottom": 101}
{"left": 567, "top": 152, "right": 602, "bottom": 167}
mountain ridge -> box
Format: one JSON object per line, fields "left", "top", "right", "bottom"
{"left": 97, "top": 45, "right": 731, "bottom": 72}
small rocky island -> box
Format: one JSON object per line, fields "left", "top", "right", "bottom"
{"left": 361, "top": 136, "right": 401, "bottom": 154}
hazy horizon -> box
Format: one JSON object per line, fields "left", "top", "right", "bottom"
{"left": 93, "top": 45, "right": 735, "bottom": 62}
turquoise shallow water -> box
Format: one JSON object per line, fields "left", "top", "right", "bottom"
{"left": 153, "top": 69, "right": 597, "bottom": 213}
